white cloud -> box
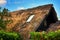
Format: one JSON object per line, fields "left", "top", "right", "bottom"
{"left": 16, "top": 7, "right": 25, "bottom": 10}
{"left": 57, "top": 16, "right": 60, "bottom": 20}
{"left": 29, "top": 3, "right": 39, "bottom": 8}
{"left": 58, "top": 18, "right": 60, "bottom": 20}
{"left": 0, "top": 0, "right": 7, "bottom": 6}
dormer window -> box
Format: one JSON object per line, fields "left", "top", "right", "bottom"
{"left": 26, "top": 15, "right": 35, "bottom": 22}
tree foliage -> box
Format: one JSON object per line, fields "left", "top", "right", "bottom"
{"left": 2, "top": 8, "right": 9, "bottom": 16}
{"left": 30, "top": 30, "right": 60, "bottom": 40}
{"left": 0, "top": 7, "right": 11, "bottom": 29}
{"left": 0, "top": 7, "right": 11, "bottom": 19}
{"left": 0, "top": 30, "right": 23, "bottom": 40}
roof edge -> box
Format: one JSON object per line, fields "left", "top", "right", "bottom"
{"left": 10, "top": 4, "right": 53, "bottom": 12}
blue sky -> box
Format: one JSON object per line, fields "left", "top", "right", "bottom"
{"left": 0, "top": 0, "right": 60, "bottom": 20}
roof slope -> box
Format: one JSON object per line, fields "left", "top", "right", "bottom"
{"left": 12, "top": 4, "right": 53, "bottom": 31}
{"left": 47, "top": 21, "right": 60, "bottom": 32}
{"left": 6, "top": 4, "right": 56, "bottom": 40}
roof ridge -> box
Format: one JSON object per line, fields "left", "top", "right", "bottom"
{"left": 11, "top": 4, "right": 53, "bottom": 12}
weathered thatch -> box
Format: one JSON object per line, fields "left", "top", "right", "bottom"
{"left": 6, "top": 4, "right": 58, "bottom": 40}
{"left": 47, "top": 21, "right": 60, "bottom": 32}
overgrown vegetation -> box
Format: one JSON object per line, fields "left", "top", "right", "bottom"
{"left": 30, "top": 30, "right": 60, "bottom": 40}
{"left": 0, "top": 7, "right": 11, "bottom": 29}
{"left": 0, "top": 7, "right": 23, "bottom": 40}
{"left": 0, "top": 30, "right": 23, "bottom": 40}
{"left": 0, "top": 19, "right": 6, "bottom": 29}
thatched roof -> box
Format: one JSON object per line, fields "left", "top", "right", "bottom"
{"left": 6, "top": 4, "right": 58, "bottom": 40}
{"left": 12, "top": 4, "right": 58, "bottom": 31}
{"left": 12, "top": 4, "right": 53, "bottom": 31}
{"left": 47, "top": 21, "right": 60, "bottom": 32}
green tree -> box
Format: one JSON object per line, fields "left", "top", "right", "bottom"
{"left": 0, "top": 8, "right": 1, "bottom": 19}
{"left": 0, "top": 8, "right": 10, "bottom": 19}
{"left": 2, "top": 8, "right": 9, "bottom": 16}
{"left": 0, "top": 7, "right": 11, "bottom": 29}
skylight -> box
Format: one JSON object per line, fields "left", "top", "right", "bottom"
{"left": 26, "top": 15, "right": 35, "bottom": 22}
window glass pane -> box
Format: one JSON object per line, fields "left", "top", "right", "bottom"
{"left": 26, "top": 15, "right": 35, "bottom": 22}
